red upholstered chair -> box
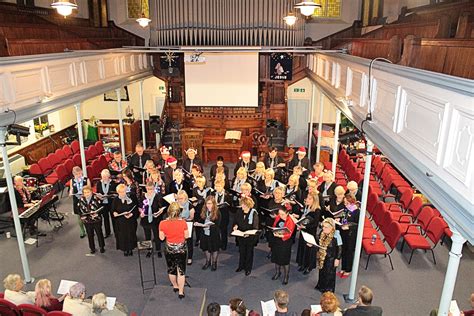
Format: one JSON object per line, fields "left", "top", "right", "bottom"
{"left": 17, "top": 304, "right": 47, "bottom": 316}
{"left": 62, "top": 145, "right": 73, "bottom": 159}
{"left": 385, "top": 188, "right": 413, "bottom": 212}
{"left": 29, "top": 164, "right": 44, "bottom": 177}
{"left": 38, "top": 158, "right": 54, "bottom": 175}
{"left": 86, "top": 165, "right": 97, "bottom": 181}
{"left": 366, "top": 192, "right": 380, "bottom": 218}
{"left": 47, "top": 153, "right": 61, "bottom": 169}
{"left": 0, "top": 298, "right": 20, "bottom": 316}
{"left": 362, "top": 220, "right": 402, "bottom": 270}
{"left": 95, "top": 141, "right": 105, "bottom": 154}
{"left": 71, "top": 140, "right": 80, "bottom": 154}
{"left": 96, "top": 155, "right": 108, "bottom": 171}
{"left": 47, "top": 311, "right": 72, "bottom": 316}
{"left": 416, "top": 206, "right": 436, "bottom": 233}
{"left": 55, "top": 149, "right": 67, "bottom": 162}
{"left": 85, "top": 148, "right": 95, "bottom": 163}
{"left": 406, "top": 196, "right": 424, "bottom": 219}
{"left": 0, "top": 292, "right": 3, "bottom": 298}
{"left": 64, "top": 159, "right": 75, "bottom": 176}
{"left": 72, "top": 154, "right": 82, "bottom": 168}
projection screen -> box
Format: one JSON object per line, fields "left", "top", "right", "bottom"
{"left": 184, "top": 52, "right": 259, "bottom": 107}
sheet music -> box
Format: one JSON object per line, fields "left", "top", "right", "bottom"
{"left": 311, "top": 305, "right": 322, "bottom": 313}
{"left": 106, "top": 297, "right": 116, "bottom": 311}
{"left": 194, "top": 221, "right": 214, "bottom": 228}
{"left": 266, "top": 226, "right": 290, "bottom": 233}
{"left": 186, "top": 221, "right": 193, "bottom": 238}
{"left": 260, "top": 299, "right": 277, "bottom": 316}
{"left": 449, "top": 300, "right": 461, "bottom": 316}
{"left": 301, "top": 231, "right": 326, "bottom": 249}
{"left": 163, "top": 193, "right": 176, "bottom": 204}
{"left": 231, "top": 229, "right": 259, "bottom": 237}
{"left": 219, "top": 305, "right": 231, "bottom": 316}
{"left": 57, "top": 280, "right": 78, "bottom": 295}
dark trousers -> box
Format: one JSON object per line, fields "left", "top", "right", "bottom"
{"left": 186, "top": 235, "right": 194, "bottom": 260}
{"left": 102, "top": 203, "right": 113, "bottom": 236}
{"left": 220, "top": 209, "right": 229, "bottom": 250}
{"left": 238, "top": 238, "right": 255, "bottom": 271}
{"left": 142, "top": 224, "right": 161, "bottom": 251}
{"left": 85, "top": 221, "right": 105, "bottom": 251}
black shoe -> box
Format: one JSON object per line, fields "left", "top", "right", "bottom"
{"left": 146, "top": 251, "right": 152, "bottom": 258}
{"left": 303, "top": 268, "right": 311, "bottom": 275}
{"left": 282, "top": 275, "right": 289, "bottom": 285}
{"left": 297, "top": 266, "right": 305, "bottom": 272}
{"left": 178, "top": 293, "right": 185, "bottom": 299}
{"left": 194, "top": 240, "right": 199, "bottom": 246}
{"left": 129, "top": 251, "right": 133, "bottom": 256}
{"left": 37, "top": 232, "right": 46, "bottom": 237}
{"left": 124, "top": 251, "right": 128, "bottom": 257}
{"left": 202, "top": 261, "right": 211, "bottom": 270}
{"left": 272, "top": 271, "right": 281, "bottom": 280}
{"left": 90, "top": 249, "right": 96, "bottom": 254}
{"left": 80, "top": 235, "right": 86, "bottom": 239}
{"left": 173, "top": 288, "right": 179, "bottom": 293}
{"left": 245, "top": 270, "right": 251, "bottom": 276}
{"left": 100, "top": 248, "right": 105, "bottom": 253}
{"left": 211, "top": 262, "right": 217, "bottom": 271}
{"left": 235, "top": 267, "right": 243, "bottom": 272}
{"left": 157, "top": 251, "right": 163, "bottom": 258}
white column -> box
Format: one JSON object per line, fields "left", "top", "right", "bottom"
{"left": 139, "top": 80, "right": 147, "bottom": 148}
{"left": 345, "top": 138, "right": 374, "bottom": 302}
{"left": 315, "top": 90, "right": 324, "bottom": 162}
{"left": 0, "top": 127, "right": 33, "bottom": 283}
{"left": 438, "top": 231, "right": 466, "bottom": 315}
{"left": 307, "top": 83, "right": 316, "bottom": 163}
{"left": 74, "top": 103, "right": 87, "bottom": 178}
{"left": 116, "top": 88, "right": 126, "bottom": 159}
{"left": 331, "top": 109, "right": 341, "bottom": 175}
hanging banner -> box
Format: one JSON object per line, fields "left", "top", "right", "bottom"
{"left": 269, "top": 53, "right": 293, "bottom": 80}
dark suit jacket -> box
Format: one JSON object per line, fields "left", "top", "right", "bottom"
{"left": 182, "top": 158, "right": 203, "bottom": 174}
{"left": 233, "top": 160, "right": 256, "bottom": 176}
{"left": 288, "top": 156, "right": 310, "bottom": 175}
{"left": 210, "top": 164, "right": 230, "bottom": 182}
{"left": 343, "top": 305, "right": 383, "bottom": 316}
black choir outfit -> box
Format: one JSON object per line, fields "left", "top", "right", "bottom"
{"left": 315, "top": 230, "right": 342, "bottom": 293}
{"left": 95, "top": 180, "right": 117, "bottom": 237}
{"left": 230, "top": 177, "right": 246, "bottom": 206}
{"left": 128, "top": 152, "right": 151, "bottom": 184}
{"left": 263, "top": 154, "right": 285, "bottom": 181}
{"left": 155, "top": 157, "right": 168, "bottom": 174}
{"left": 248, "top": 172, "right": 264, "bottom": 189}
{"left": 124, "top": 181, "right": 140, "bottom": 205}
{"left": 182, "top": 157, "right": 203, "bottom": 177}
{"left": 162, "top": 166, "right": 177, "bottom": 187}
{"left": 288, "top": 156, "right": 310, "bottom": 176}
{"left": 296, "top": 207, "right": 321, "bottom": 273}
{"left": 72, "top": 176, "right": 88, "bottom": 237}
{"left": 179, "top": 201, "right": 195, "bottom": 262}
{"left": 140, "top": 193, "right": 164, "bottom": 254}
{"left": 233, "top": 160, "right": 256, "bottom": 176}
{"left": 146, "top": 177, "right": 166, "bottom": 196}
{"left": 210, "top": 164, "right": 230, "bottom": 183}
{"left": 265, "top": 199, "right": 283, "bottom": 243}
{"left": 318, "top": 181, "right": 337, "bottom": 206}
{"left": 78, "top": 194, "right": 105, "bottom": 253}
{"left": 109, "top": 159, "right": 128, "bottom": 173}
{"left": 340, "top": 205, "right": 360, "bottom": 273}
{"left": 167, "top": 179, "right": 190, "bottom": 196}
{"left": 234, "top": 207, "right": 259, "bottom": 274}
{"left": 192, "top": 186, "right": 213, "bottom": 244}
{"left": 323, "top": 197, "right": 345, "bottom": 220}
{"left": 270, "top": 216, "right": 296, "bottom": 266}
{"left": 213, "top": 190, "right": 232, "bottom": 250}
{"left": 198, "top": 211, "right": 221, "bottom": 253}
{"left": 111, "top": 196, "right": 139, "bottom": 254}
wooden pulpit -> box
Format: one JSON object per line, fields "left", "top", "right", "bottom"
{"left": 180, "top": 128, "right": 205, "bottom": 159}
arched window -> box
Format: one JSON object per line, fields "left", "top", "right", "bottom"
{"left": 313, "top": 0, "right": 342, "bottom": 19}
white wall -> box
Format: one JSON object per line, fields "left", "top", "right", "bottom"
{"left": 81, "top": 77, "right": 166, "bottom": 119}
{"left": 107, "top": 0, "right": 149, "bottom": 44}
{"left": 383, "top": 0, "right": 431, "bottom": 21}
{"left": 304, "top": 0, "right": 362, "bottom": 41}
{"left": 287, "top": 78, "right": 337, "bottom": 124}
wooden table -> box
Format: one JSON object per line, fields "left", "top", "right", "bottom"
{"left": 202, "top": 140, "right": 243, "bottom": 164}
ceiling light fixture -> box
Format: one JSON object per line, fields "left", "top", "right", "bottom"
{"left": 136, "top": 0, "right": 151, "bottom": 28}
{"left": 51, "top": 0, "right": 77, "bottom": 18}
{"left": 295, "top": 1, "right": 321, "bottom": 17}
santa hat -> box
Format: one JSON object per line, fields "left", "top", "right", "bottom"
{"left": 160, "top": 146, "right": 170, "bottom": 155}
{"left": 296, "top": 146, "right": 306, "bottom": 154}
{"left": 166, "top": 156, "right": 177, "bottom": 165}
{"left": 240, "top": 151, "right": 251, "bottom": 159}
{"left": 186, "top": 147, "right": 197, "bottom": 154}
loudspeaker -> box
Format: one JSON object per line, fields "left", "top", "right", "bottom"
{"left": 149, "top": 115, "right": 161, "bottom": 133}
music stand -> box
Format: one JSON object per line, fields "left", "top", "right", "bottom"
{"left": 137, "top": 240, "right": 157, "bottom": 293}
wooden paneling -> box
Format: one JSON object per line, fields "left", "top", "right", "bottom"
{"left": 181, "top": 128, "right": 205, "bottom": 159}
{"left": 335, "top": 35, "right": 403, "bottom": 63}
{"left": 12, "top": 125, "right": 75, "bottom": 164}
{"left": 364, "top": 19, "right": 449, "bottom": 40}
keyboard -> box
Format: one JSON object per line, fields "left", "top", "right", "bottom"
{"left": 19, "top": 201, "right": 41, "bottom": 219}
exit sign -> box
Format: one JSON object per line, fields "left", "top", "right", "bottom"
{"left": 293, "top": 88, "right": 305, "bottom": 92}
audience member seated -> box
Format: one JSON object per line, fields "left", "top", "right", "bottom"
{"left": 34, "top": 279, "right": 65, "bottom": 312}
{"left": 343, "top": 286, "right": 382, "bottom": 316}
{"left": 317, "top": 291, "right": 342, "bottom": 316}
{"left": 430, "top": 293, "right": 474, "bottom": 316}
{"left": 229, "top": 297, "right": 260, "bottom": 316}
{"left": 206, "top": 302, "right": 221, "bottom": 316}
{"left": 91, "top": 293, "right": 128, "bottom": 316}
{"left": 2, "top": 274, "right": 34, "bottom": 305}
{"left": 62, "top": 282, "right": 93, "bottom": 316}
{"left": 274, "top": 289, "right": 297, "bottom": 316}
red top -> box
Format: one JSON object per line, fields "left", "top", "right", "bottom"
{"left": 159, "top": 219, "right": 188, "bottom": 243}
{"left": 272, "top": 215, "right": 296, "bottom": 241}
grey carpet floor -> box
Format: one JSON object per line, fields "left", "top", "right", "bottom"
{"left": 1, "top": 172, "right": 473, "bottom": 315}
